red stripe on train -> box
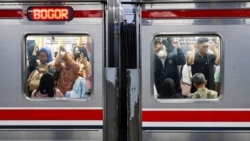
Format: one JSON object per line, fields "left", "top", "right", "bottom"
{"left": 74, "top": 10, "right": 102, "bottom": 18}
{"left": 141, "top": 9, "right": 250, "bottom": 19}
{"left": 142, "top": 111, "right": 250, "bottom": 122}
{"left": 0, "top": 10, "right": 24, "bottom": 18}
{"left": 0, "top": 10, "right": 102, "bottom": 19}
{"left": 0, "top": 109, "right": 103, "bottom": 120}
{"left": 0, "top": 109, "right": 249, "bottom": 121}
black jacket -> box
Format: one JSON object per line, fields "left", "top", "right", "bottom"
{"left": 154, "top": 48, "right": 186, "bottom": 93}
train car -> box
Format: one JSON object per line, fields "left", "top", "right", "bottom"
{"left": 1, "top": 0, "right": 250, "bottom": 140}
{"left": 138, "top": 0, "right": 250, "bottom": 141}
{"left": 0, "top": 0, "right": 124, "bottom": 140}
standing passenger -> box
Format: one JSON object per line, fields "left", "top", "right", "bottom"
{"left": 187, "top": 37, "right": 220, "bottom": 92}
{"left": 75, "top": 52, "right": 92, "bottom": 92}
{"left": 154, "top": 40, "right": 186, "bottom": 96}
{"left": 27, "top": 45, "right": 54, "bottom": 96}
{"left": 54, "top": 45, "right": 80, "bottom": 95}
{"left": 28, "top": 45, "right": 54, "bottom": 75}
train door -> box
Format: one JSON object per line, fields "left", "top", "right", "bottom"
{"left": 0, "top": 0, "right": 107, "bottom": 140}
{"left": 139, "top": 0, "right": 250, "bottom": 141}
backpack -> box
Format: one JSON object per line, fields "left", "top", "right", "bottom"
{"left": 27, "top": 69, "right": 42, "bottom": 92}
{"left": 28, "top": 60, "right": 51, "bottom": 91}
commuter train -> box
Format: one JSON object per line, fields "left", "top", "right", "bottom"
{"left": 1, "top": 0, "right": 250, "bottom": 140}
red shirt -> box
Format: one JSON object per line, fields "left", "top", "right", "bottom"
{"left": 55, "top": 62, "right": 79, "bottom": 94}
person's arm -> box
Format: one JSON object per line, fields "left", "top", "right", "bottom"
{"left": 82, "top": 56, "right": 91, "bottom": 75}
{"left": 172, "top": 39, "right": 186, "bottom": 65}
{"left": 210, "top": 42, "right": 220, "bottom": 65}
{"left": 187, "top": 43, "right": 196, "bottom": 66}
{"left": 54, "top": 45, "right": 62, "bottom": 71}
{"left": 154, "top": 57, "right": 161, "bottom": 94}
{"left": 28, "top": 45, "right": 39, "bottom": 73}
{"left": 175, "top": 48, "right": 186, "bottom": 65}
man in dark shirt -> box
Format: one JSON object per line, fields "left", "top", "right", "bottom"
{"left": 154, "top": 38, "right": 186, "bottom": 96}
{"left": 187, "top": 37, "right": 220, "bottom": 92}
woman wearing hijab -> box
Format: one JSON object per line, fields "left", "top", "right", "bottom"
{"left": 28, "top": 45, "right": 54, "bottom": 75}
{"left": 27, "top": 45, "right": 54, "bottom": 96}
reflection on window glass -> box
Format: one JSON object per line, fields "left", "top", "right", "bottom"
{"left": 26, "top": 35, "right": 92, "bottom": 99}
{"left": 153, "top": 35, "right": 221, "bottom": 100}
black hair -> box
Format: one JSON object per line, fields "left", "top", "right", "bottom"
{"left": 154, "top": 40, "right": 162, "bottom": 46}
{"left": 159, "top": 78, "right": 176, "bottom": 98}
{"left": 197, "top": 37, "right": 209, "bottom": 44}
{"left": 27, "top": 43, "right": 38, "bottom": 60}
{"left": 73, "top": 46, "right": 89, "bottom": 61}
{"left": 35, "top": 73, "right": 55, "bottom": 97}
{"left": 162, "top": 37, "right": 175, "bottom": 53}
{"left": 154, "top": 37, "right": 161, "bottom": 42}
{"left": 192, "top": 73, "right": 206, "bottom": 85}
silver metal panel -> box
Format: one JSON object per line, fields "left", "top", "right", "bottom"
{"left": 141, "top": 24, "right": 250, "bottom": 108}
{"left": 142, "top": 131, "right": 250, "bottom": 141}
{"left": 142, "top": 2, "right": 249, "bottom": 26}
{"left": 143, "top": 2, "right": 248, "bottom": 9}
{"left": 0, "top": 0, "right": 107, "bottom": 2}
{"left": 139, "top": 2, "right": 250, "bottom": 141}
{"left": 134, "top": 0, "right": 250, "bottom": 3}
{"left": 127, "top": 69, "right": 141, "bottom": 141}
{"left": 140, "top": 2, "right": 250, "bottom": 108}
{"left": 0, "top": 130, "right": 102, "bottom": 140}
{"left": 104, "top": 68, "right": 119, "bottom": 141}
{"left": 0, "top": 3, "right": 104, "bottom": 108}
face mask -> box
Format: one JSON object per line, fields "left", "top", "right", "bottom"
{"left": 156, "top": 49, "right": 167, "bottom": 58}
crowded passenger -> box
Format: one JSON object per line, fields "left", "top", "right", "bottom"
{"left": 191, "top": 73, "right": 218, "bottom": 99}
{"left": 28, "top": 45, "right": 54, "bottom": 75}
{"left": 180, "top": 62, "right": 192, "bottom": 97}
{"left": 27, "top": 45, "right": 54, "bottom": 96}
{"left": 187, "top": 37, "right": 220, "bottom": 93}
{"left": 54, "top": 45, "right": 80, "bottom": 95}
{"left": 158, "top": 78, "right": 183, "bottom": 98}
{"left": 212, "top": 37, "right": 221, "bottom": 94}
{"left": 31, "top": 73, "right": 64, "bottom": 98}
{"left": 72, "top": 38, "right": 92, "bottom": 95}
{"left": 154, "top": 38, "right": 186, "bottom": 97}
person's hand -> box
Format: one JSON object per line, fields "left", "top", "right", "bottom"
{"left": 172, "top": 39, "right": 180, "bottom": 48}
{"left": 58, "top": 45, "right": 64, "bottom": 52}
{"left": 209, "top": 42, "right": 217, "bottom": 52}
{"left": 79, "top": 53, "right": 87, "bottom": 65}
{"left": 190, "top": 42, "right": 197, "bottom": 52}
{"left": 32, "top": 45, "right": 39, "bottom": 55}
{"left": 82, "top": 57, "right": 88, "bottom": 65}
{"left": 34, "top": 45, "right": 39, "bottom": 51}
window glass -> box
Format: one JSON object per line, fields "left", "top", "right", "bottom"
{"left": 26, "top": 35, "right": 92, "bottom": 99}
{"left": 153, "top": 35, "right": 221, "bottom": 100}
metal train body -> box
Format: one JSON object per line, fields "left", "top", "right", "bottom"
{"left": 0, "top": 0, "right": 250, "bottom": 140}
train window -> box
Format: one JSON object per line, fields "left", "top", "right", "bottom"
{"left": 26, "top": 35, "right": 92, "bottom": 99}
{"left": 153, "top": 35, "right": 221, "bottom": 100}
